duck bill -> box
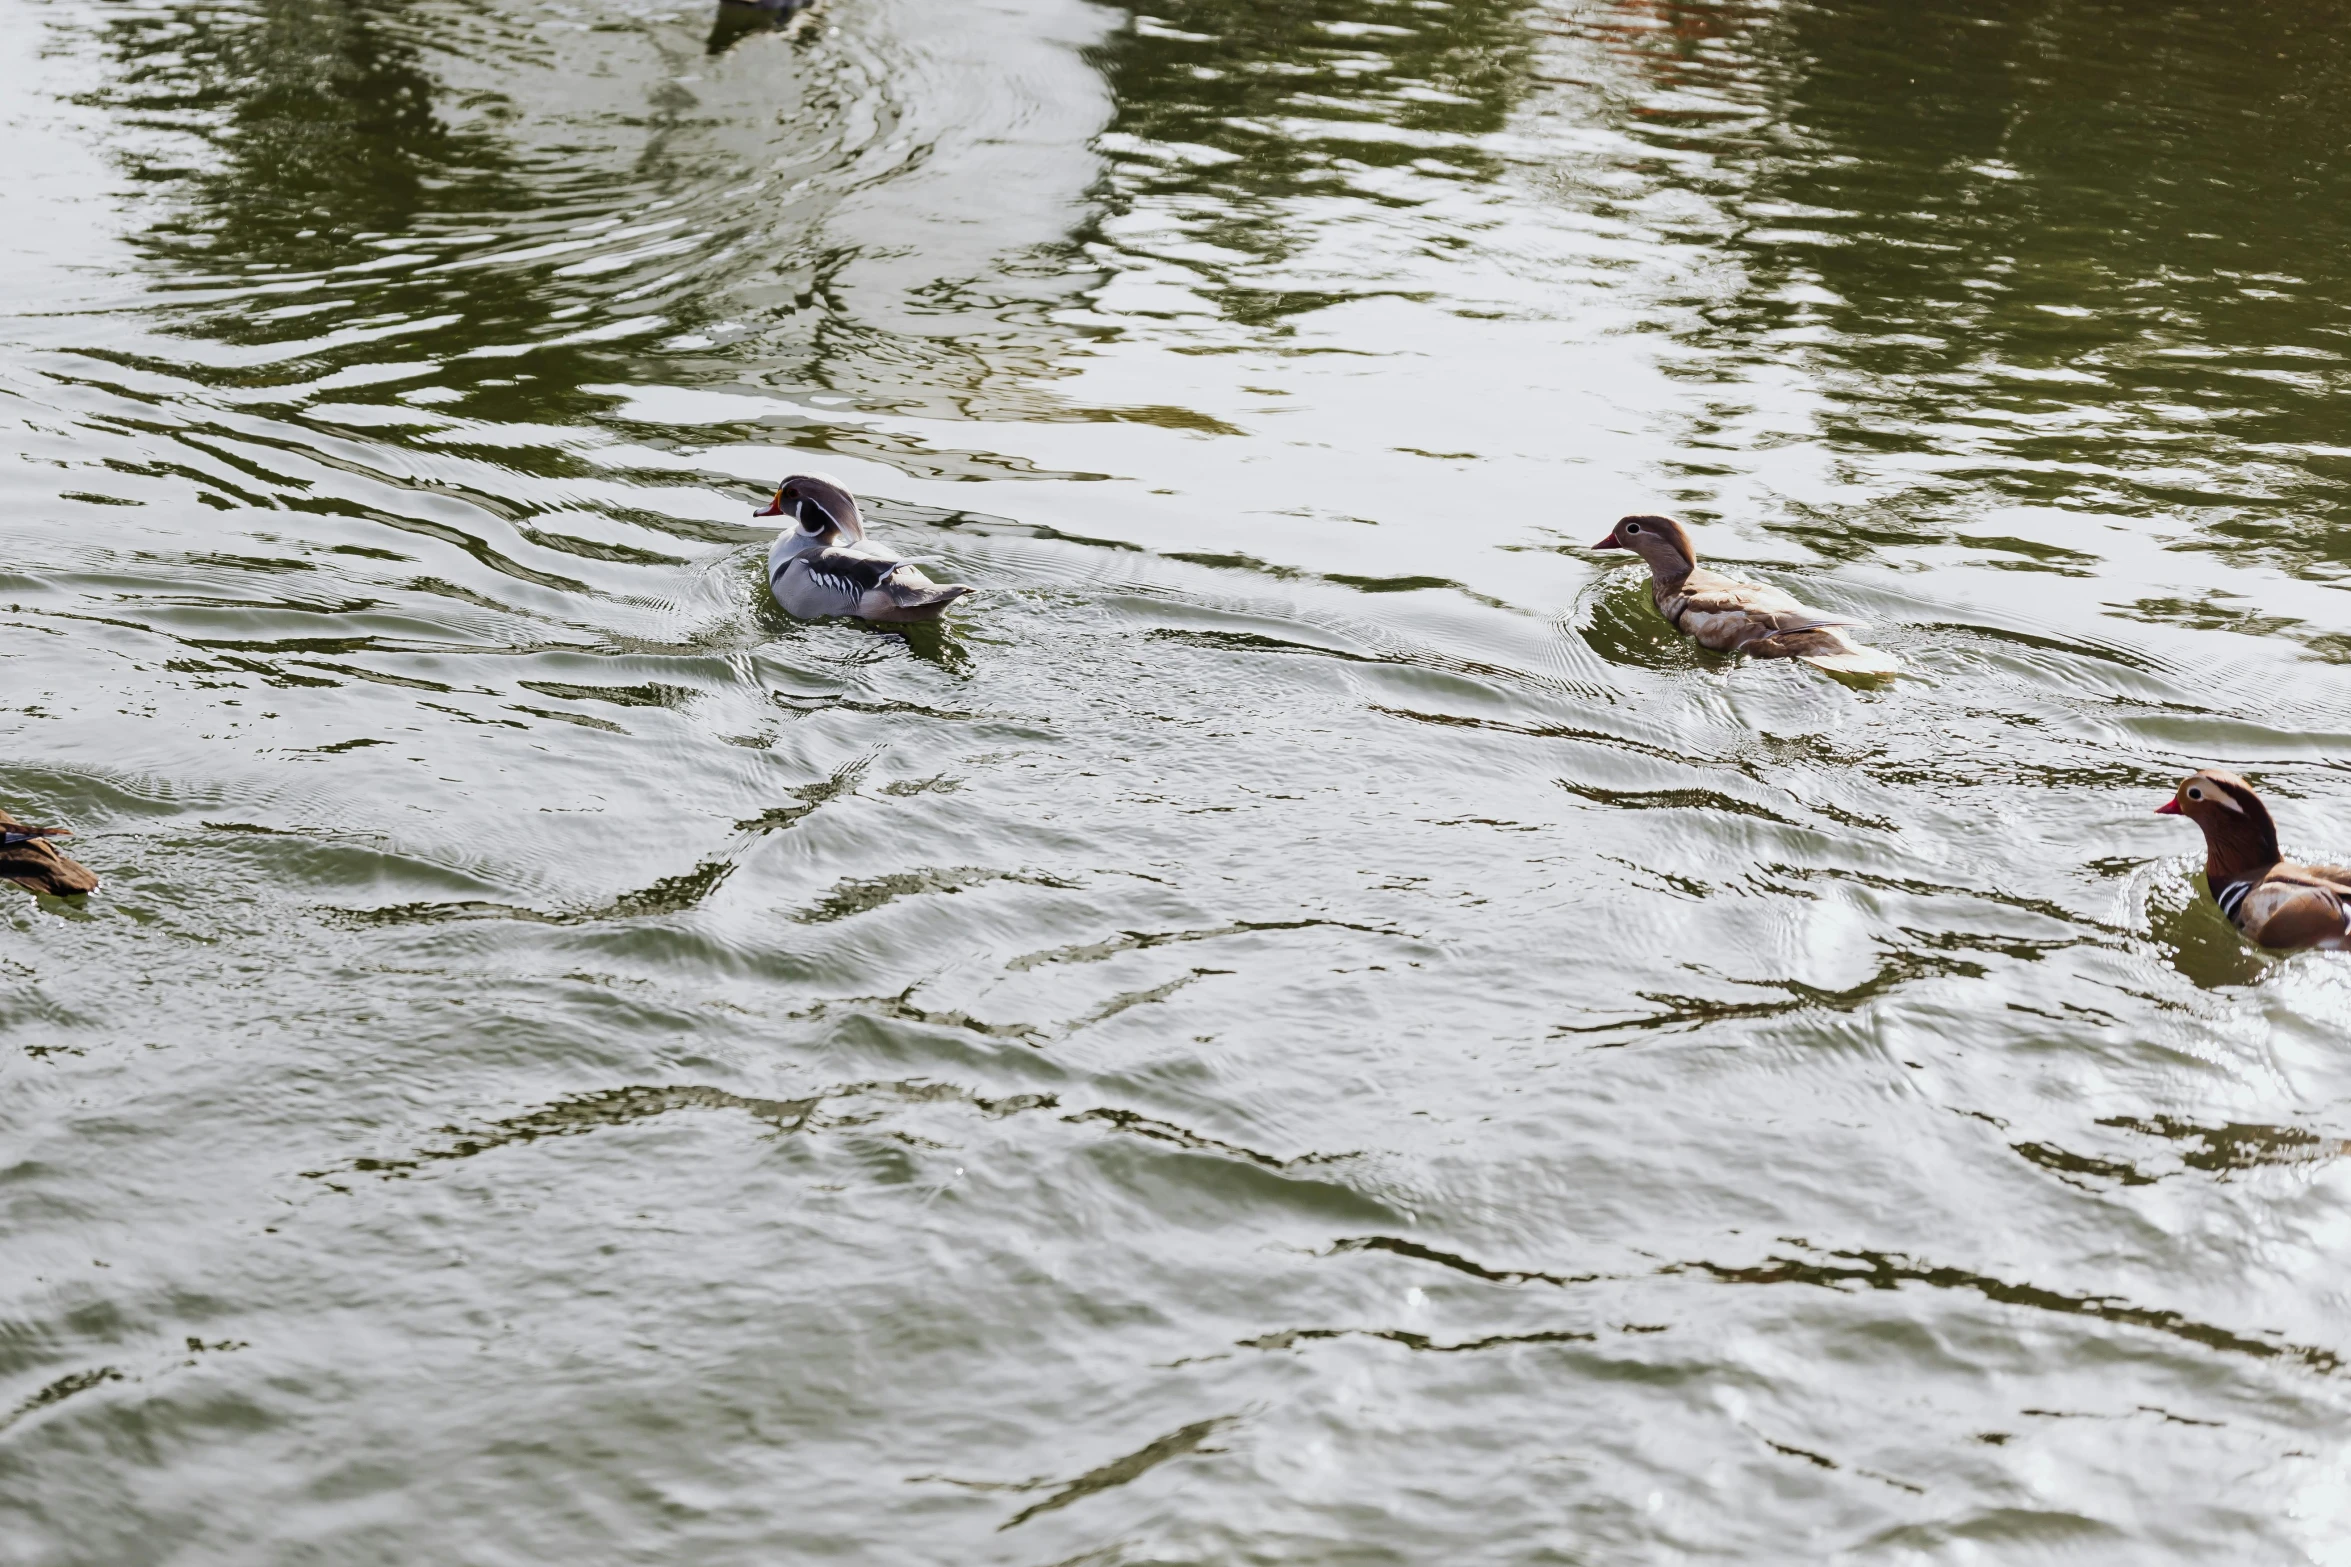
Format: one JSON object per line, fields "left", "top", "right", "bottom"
{"left": 2152, "top": 799, "right": 2181, "bottom": 815}
{"left": 756, "top": 484, "right": 785, "bottom": 517}
{"left": 1592, "top": 531, "right": 1623, "bottom": 549}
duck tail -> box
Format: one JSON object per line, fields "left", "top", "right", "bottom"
{"left": 1799, "top": 644, "right": 1904, "bottom": 677}
{"left": 879, "top": 565, "right": 974, "bottom": 618}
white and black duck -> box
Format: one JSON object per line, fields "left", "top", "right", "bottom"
{"left": 759, "top": 474, "right": 973, "bottom": 623}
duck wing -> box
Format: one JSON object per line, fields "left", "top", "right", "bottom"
{"left": 786, "top": 548, "right": 972, "bottom": 623}
{"left": 1663, "top": 569, "right": 1861, "bottom": 653}
{"left": 2225, "top": 865, "right": 2351, "bottom": 950}
{"left": 776, "top": 548, "right": 911, "bottom": 618}
{"left": 801, "top": 548, "right": 908, "bottom": 595}
{"left": 0, "top": 811, "right": 98, "bottom": 896}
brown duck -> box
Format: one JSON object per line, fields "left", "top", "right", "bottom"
{"left": 2156, "top": 769, "right": 2351, "bottom": 950}
{"left": 0, "top": 808, "right": 99, "bottom": 897}
{"left": 1594, "top": 513, "right": 1903, "bottom": 676}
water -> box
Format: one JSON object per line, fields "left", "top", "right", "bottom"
{"left": 6, "top": 0, "right": 2351, "bottom": 1558}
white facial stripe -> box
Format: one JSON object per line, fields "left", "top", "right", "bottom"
{"left": 2210, "top": 787, "right": 2245, "bottom": 814}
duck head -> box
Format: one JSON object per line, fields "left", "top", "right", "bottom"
{"left": 759, "top": 474, "right": 865, "bottom": 559}
{"left": 2156, "top": 768, "right": 2282, "bottom": 885}
{"left": 1593, "top": 513, "right": 1697, "bottom": 583}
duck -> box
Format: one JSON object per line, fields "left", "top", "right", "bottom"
{"left": 706, "top": 0, "right": 810, "bottom": 53}
{"left": 758, "top": 474, "right": 973, "bottom": 623}
{"left": 2155, "top": 769, "right": 2351, "bottom": 950}
{"left": 0, "top": 809, "right": 99, "bottom": 897}
{"left": 1593, "top": 513, "right": 1903, "bottom": 676}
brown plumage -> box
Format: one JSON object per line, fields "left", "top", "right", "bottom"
{"left": 1593, "top": 513, "right": 1903, "bottom": 676}
{"left": 0, "top": 809, "right": 99, "bottom": 897}
{"left": 2156, "top": 769, "right": 2351, "bottom": 951}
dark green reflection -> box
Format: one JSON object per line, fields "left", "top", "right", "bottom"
{"left": 77, "top": 0, "right": 754, "bottom": 429}
{"left": 1597, "top": 0, "right": 2351, "bottom": 568}
{"left": 1085, "top": 0, "right": 1541, "bottom": 324}
{"left": 93, "top": 0, "right": 492, "bottom": 263}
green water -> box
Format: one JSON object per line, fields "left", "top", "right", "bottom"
{"left": 6, "top": 0, "right": 2351, "bottom": 1559}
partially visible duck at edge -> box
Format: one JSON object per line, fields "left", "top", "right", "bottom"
{"left": 2156, "top": 768, "right": 2351, "bottom": 951}
{"left": 0, "top": 808, "right": 98, "bottom": 897}
{"left": 760, "top": 474, "right": 973, "bottom": 624}
{"left": 706, "top": 0, "right": 813, "bottom": 54}
{"left": 1594, "top": 513, "right": 1903, "bottom": 677}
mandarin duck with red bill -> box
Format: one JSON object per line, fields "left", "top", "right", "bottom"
{"left": 0, "top": 808, "right": 98, "bottom": 897}
{"left": 1594, "top": 513, "right": 1902, "bottom": 676}
{"left": 2155, "top": 769, "right": 2351, "bottom": 950}
{"left": 759, "top": 474, "right": 973, "bottom": 623}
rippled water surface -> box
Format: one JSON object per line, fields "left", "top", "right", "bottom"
{"left": 9, "top": 0, "right": 2351, "bottom": 1558}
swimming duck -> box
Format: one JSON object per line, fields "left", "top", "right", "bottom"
{"left": 2156, "top": 769, "right": 2351, "bottom": 950}
{"left": 706, "top": 0, "right": 810, "bottom": 53}
{"left": 759, "top": 474, "right": 973, "bottom": 623}
{"left": 0, "top": 809, "right": 98, "bottom": 897}
{"left": 1593, "top": 513, "right": 1903, "bottom": 676}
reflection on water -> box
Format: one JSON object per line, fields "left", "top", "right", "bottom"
{"left": 8, "top": 0, "right": 2351, "bottom": 1558}
{"left": 1085, "top": 0, "right": 1538, "bottom": 318}
{"left": 1665, "top": 1, "right": 2351, "bottom": 584}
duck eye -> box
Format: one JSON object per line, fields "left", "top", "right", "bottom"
{"left": 2187, "top": 788, "right": 2203, "bottom": 800}
{"left": 1624, "top": 521, "right": 1642, "bottom": 534}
